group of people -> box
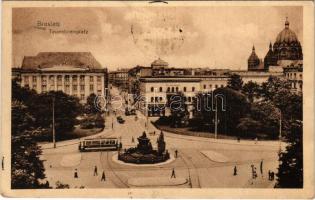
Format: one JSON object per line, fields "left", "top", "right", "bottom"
{"left": 73, "top": 166, "right": 106, "bottom": 182}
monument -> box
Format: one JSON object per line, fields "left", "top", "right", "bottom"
{"left": 118, "top": 131, "right": 170, "bottom": 164}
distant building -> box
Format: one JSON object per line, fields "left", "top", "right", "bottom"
{"left": 283, "top": 63, "right": 303, "bottom": 94}
{"left": 13, "top": 52, "right": 108, "bottom": 103}
{"left": 248, "top": 46, "right": 264, "bottom": 71}
{"left": 109, "top": 68, "right": 129, "bottom": 91}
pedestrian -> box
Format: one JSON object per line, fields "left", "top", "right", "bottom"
{"left": 233, "top": 166, "right": 237, "bottom": 176}
{"left": 271, "top": 171, "right": 275, "bottom": 181}
{"left": 175, "top": 150, "right": 178, "bottom": 158}
{"left": 260, "top": 159, "right": 263, "bottom": 176}
{"left": 254, "top": 137, "right": 258, "bottom": 144}
{"left": 1, "top": 156, "right": 4, "bottom": 170}
{"left": 268, "top": 170, "right": 271, "bottom": 180}
{"left": 254, "top": 167, "right": 257, "bottom": 179}
{"left": 101, "top": 171, "right": 106, "bottom": 181}
{"left": 171, "top": 168, "right": 176, "bottom": 178}
{"left": 237, "top": 137, "right": 240, "bottom": 143}
{"left": 94, "top": 166, "right": 98, "bottom": 176}
{"left": 132, "top": 136, "right": 135, "bottom": 143}
{"left": 74, "top": 169, "right": 78, "bottom": 178}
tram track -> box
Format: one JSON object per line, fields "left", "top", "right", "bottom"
{"left": 179, "top": 150, "right": 201, "bottom": 188}
{"left": 99, "top": 151, "right": 129, "bottom": 188}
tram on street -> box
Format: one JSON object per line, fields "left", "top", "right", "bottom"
{"left": 78, "top": 137, "right": 120, "bottom": 152}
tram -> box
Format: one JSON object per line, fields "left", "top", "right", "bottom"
{"left": 78, "top": 137, "right": 120, "bottom": 152}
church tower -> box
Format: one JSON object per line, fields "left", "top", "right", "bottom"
{"left": 264, "top": 42, "right": 278, "bottom": 70}
{"left": 248, "top": 45, "right": 262, "bottom": 71}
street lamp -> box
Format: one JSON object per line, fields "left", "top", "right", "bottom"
{"left": 52, "top": 96, "right": 56, "bottom": 148}
{"left": 213, "top": 94, "right": 225, "bottom": 139}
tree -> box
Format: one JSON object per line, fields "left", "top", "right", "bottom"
{"left": 227, "top": 74, "right": 243, "bottom": 91}
{"left": 11, "top": 101, "right": 49, "bottom": 189}
{"left": 236, "top": 117, "right": 262, "bottom": 138}
{"left": 85, "top": 93, "right": 99, "bottom": 114}
{"left": 26, "top": 91, "right": 82, "bottom": 138}
{"left": 260, "top": 76, "right": 291, "bottom": 102}
{"left": 242, "top": 81, "right": 261, "bottom": 103}
{"left": 249, "top": 102, "right": 280, "bottom": 139}
{"left": 168, "top": 92, "right": 189, "bottom": 127}
{"left": 193, "top": 88, "right": 250, "bottom": 136}
{"left": 276, "top": 121, "right": 303, "bottom": 188}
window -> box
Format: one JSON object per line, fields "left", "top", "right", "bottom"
{"left": 192, "top": 87, "right": 195, "bottom": 92}
{"left": 294, "top": 73, "right": 296, "bottom": 79}
{"left": 151, "top": 87, "right": 154, "bottom": 92}
{"left": 90, "top": 76, "right": 94, "bottom": 82}
{"left": 24, "top": 76, "right": 29, "bottom": 84}
{"left": 293, "top": 82, "right": 296, "bottom": 89}
{"left": 171, "top": 87, "right": 175, "bottom": 92}
{"left": 42, "top": 85, "right": 47, "bottom": 92}
{"left": 41, "top": 76, "right": 47, "bottom": 84}
{"left": 155, "top": 97, "right": 158, "bottom": 102}
{"left": 159, "top": 87, "right": 163, "bottom": 92}
{"left": 72, "top": 75, "right": 77, "bottom": 82}
{"left": 167, "top": 87, "right": 170, "bottom": 92}
{"left": 159, "top": 97, "right": 163, "bottom": 101}
{"left": 80, "top": 94, "right": 85, "bottom": 100}
{"left": 32, "top": 76, "right": 37, "bottom": 83}
{"left": 176, "top": 87, "right": 179, "bottom": 92}
{"left": 183, "top": 87, "right": 187, "bottom": 92}
{"left": 65, "top": 75, "right": 70, "bottom": 82}
{"left": 80, "top": 75, "right": 85, "bottom": 82}
{"left": 203, "top": 85, "right": 206, "bottom": 89}
{"left": 151, "top": 97, "right": 154, "bottom": 102}
{"left": 97, "top": 76, "right": 101, "bottom": 82}
{"left": 221, "top": 84, "right": 224, "bottom": 88}
{"left": 80, "top": 85, "right": 85, "bottom": 91}
{"left": 209, "top": 84, "right": 212, "bottom": 88}
{"left": 299, "top": 74, "right": 302, "bottom": 79}
{"left": 90, "top": 84, "right": 94, "bottom": 92}
{"left": 73, "top": 85, "right": 77, "bottom": 92}
{"left": 188, "top": 97, "right": 192, "bottom": 102}
{"left": 215, "top": 84, "right": 218, "bottom": 89}
{"left": 65, "top": 85, "right": 70, "bottom": 94}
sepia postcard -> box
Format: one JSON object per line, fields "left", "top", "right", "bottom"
{"left": 0, "top": 1, "right": 314, "bottom": 198}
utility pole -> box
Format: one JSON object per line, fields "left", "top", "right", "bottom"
{"left": 52, "top": 97, "right": 56, "bottom": 148}
{"left": 214, "top": 98, "right": 218, "bottom": 140}
{"left": 279, "top": 109, "right": 282, "bottom": 152}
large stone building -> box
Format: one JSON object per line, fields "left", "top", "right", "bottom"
{"left": 13, "top": 52, "right": 108, "bottom": 103}
{"left": 249, "top": 18, "right": 303, "bottom": 71}
{"left": 283, "top": 62, "right": 303, "bottom": 94}
{"left": 109, "top": 68, "right": 129, "bottom": 91}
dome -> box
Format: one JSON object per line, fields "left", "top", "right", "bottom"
{"left": 275, "top": 18, "right": 299, "bottom": 43}
{"left": 248, "top": 46, "right": 260, "bottom": 61}
{"left": 151, "top": 58, "right": 169, "bottom": 68}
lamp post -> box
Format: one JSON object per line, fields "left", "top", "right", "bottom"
{"left": 52, "top": 97, "right": 56, "bottom": 148}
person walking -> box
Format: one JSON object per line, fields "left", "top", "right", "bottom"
{"left": 94, "top": 166, "right": 98, "bottom": 176}
{"left": 101, "top": 171, "right": 106, "bottom": 181}
{"left": 268, "top": 170, "right": 271, "bottom": 180}
{"left": 254, "top": 137, "right": 258, "bottom": 144}
{"left": 171, "top": 168, "right": 176, "bottom": 178}
{"left": 74, "top": 169, "right": 78, "bottom": 179}
{"left": 233, "top": 166, "right": 237, "bottom": 176}
{"left": 132, "top": 136, "right": 135, "bottom": 143}
{"left": 175, "top": 150, "right": 178, "bottom": 158}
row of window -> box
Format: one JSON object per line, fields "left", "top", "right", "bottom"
{"left": 203, "top": 84, "right": 225, "bottom": 89}
{"left": 24, "top": 75, "right": 102, "bottom": 84}
{"left": 150, "top": 96, "right": 194, "bottom": 103}
{"left": 286, "top": 72, "right": 302, "bottom": 80}
{"left": 150, "top": 84, "right": 225, "bottom": 93}
{"left": 150, "top": 86, "right": 196, "bottom": 93}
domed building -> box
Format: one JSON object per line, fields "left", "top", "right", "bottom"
{"left": 264, "top": 42, "right": 278, "bottom": 70}
{"left": 151, "top": 58, "right": 169, "bottom": 69}
{"left": 248, "top": 46, "right": 264, "bottom": 71}
{"left": 263, "top": 18, "right": 303, "bottom": 70}
{"left": 273, "top": 18, "right": 303, "bottom": 62}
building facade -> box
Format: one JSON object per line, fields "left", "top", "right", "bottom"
{"left": 283, "top": 63, "right": 303, "bottom": 94}
{"left": 13, "top": 52, "right": 108, "bottom": 103}
{"left": 109, "top": 68, "right": 129, "bottom": 91}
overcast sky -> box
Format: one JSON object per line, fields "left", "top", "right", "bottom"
{"left": 12, "top": 6, "right": 303, "bottom": 70}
